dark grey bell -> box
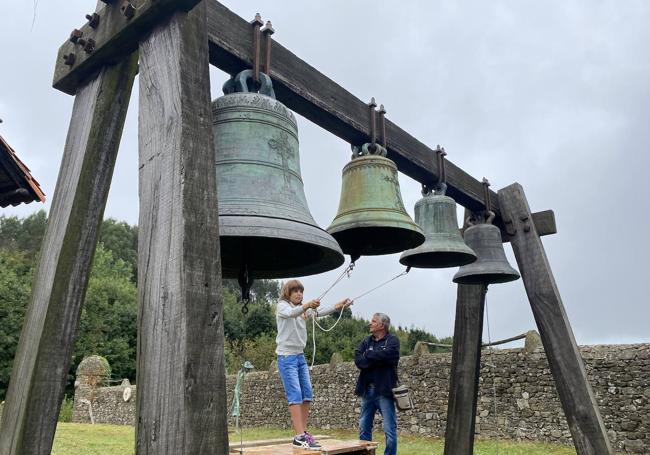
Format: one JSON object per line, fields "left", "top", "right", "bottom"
{"left": 452, "top": 221, "right": 520, "bottom": 284}
{"left": 400, "top": 189, "right": 476, "bottom": 268}
{"left": 212, "top": 70, "right": 344, "bottom": 279}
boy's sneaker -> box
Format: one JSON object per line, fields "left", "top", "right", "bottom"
{"left": 292, "top": 433, "right": 321, "bottom": 450}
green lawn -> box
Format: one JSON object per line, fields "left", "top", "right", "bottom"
{"left": 53, "top": 422, "right": 579, "bottom": 454}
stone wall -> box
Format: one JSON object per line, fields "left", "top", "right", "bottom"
{"left": 72, "top": 343, "right": 650, "bottom": 453}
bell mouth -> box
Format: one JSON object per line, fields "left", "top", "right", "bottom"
{"left": 452, "top": 270, "right": 521, "bottom": 285}
{"left": 399, "top": 250, "right": 477, "bottom": 269}
{"left": 219, "top": 215, "right": 344, "bottom": 279}
{"left": 329, "top": 226, "right": 424, "bottom": 257}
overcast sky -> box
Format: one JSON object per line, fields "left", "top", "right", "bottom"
{"left": 1, "top": 1, "right": 648, "bottom": 347}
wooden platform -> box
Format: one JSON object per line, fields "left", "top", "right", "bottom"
{"left": 229, "top": 436, "right": 377, "bottom": 454}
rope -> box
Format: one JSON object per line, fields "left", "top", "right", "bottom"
{"left": 351, "top": 267, "right": 410, "bottom": 302}
{"left": 308, "top": 266, "right": 410, "bottom": 368}
{"left": 316, "top": 260, "right": 355, "bottom": 300}
{"left": 484, "top": 290, "right": 500, "bottom": 455}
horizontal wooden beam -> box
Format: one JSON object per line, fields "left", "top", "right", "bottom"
{"left": 205, "top": 1, "right": 556, "bottom": 236}
{"left": 53, "top": 0, "right": 200, "bottom": 95}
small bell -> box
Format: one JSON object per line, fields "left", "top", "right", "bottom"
{"left": 327, "top": 143, "right": 424, "bottom": 258}
{"left": 400, "top": 183, "right": 477, "bottom": 268}
{"left": 452, "top": 212, "right": 520, "bottom": 284}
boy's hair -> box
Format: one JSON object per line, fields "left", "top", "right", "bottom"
{"left": 280, "top": 279, "right": 304, "bottom": 302}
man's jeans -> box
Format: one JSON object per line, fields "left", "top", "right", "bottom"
{"left": 359, "top": 384, "right": 397, "bottom": 455}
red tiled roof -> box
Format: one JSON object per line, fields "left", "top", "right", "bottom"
{"left": 0, "top": 134, "right": 46, "bottom": 207}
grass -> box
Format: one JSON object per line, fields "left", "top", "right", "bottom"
{"left": 52, "top": 423, "right": 581, "bottom": 454}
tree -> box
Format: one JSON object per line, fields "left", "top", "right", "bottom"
{"left": 98, "top": 219, "right": 138, "bottom": 284}
{"left": 73, "top": 243, "right": 138, "bottom": 384}
{"left": 0, "top": 211, "right": 47, "bottom": 260}
{"left": 0, "top": 249, "right": 33, "bottom": 400}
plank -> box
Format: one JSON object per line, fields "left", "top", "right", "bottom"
{"left": 205, "top": 1, "right": 555, "bottom": 236}
{"left": 0, "top": 55, "right": 137, "bottom": 454}
{"left": 230, "top": 439, "right": 377, "bottom": 454}
{"left": 443, "top": 283, "right": 487, "bottom": 455}
{"left": 135, "top": 2, "right": 228, "bottom": 453}
{"left": 53, "top": 0, "right": 200, "bottom": 94}
{"left": 497, "top": 183, "right": 613, "bottom": 455}
{"left": 229, "top": 435, "right": 332, "bottom": 450}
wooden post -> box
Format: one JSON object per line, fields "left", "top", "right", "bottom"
{"left": 136, "top": 1, "right": 228, "bottom": 453}
{"left": 443, "top": 283, "right": 487, "bottom": 455}
{"left": 498, "top": 183, "right": 613, "bottom": 454}
{"left": 0, "top": 55, "right": 137, "bottom": 454}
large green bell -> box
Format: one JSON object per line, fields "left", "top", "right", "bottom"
{"left": 212, "top": 70, "right": 344, "bottom": 279}
{"left": 399, "top": 184, "right": 477, "bottom": 268}
{"left": 327, "top": 143, "right": 424, "bottom": 258}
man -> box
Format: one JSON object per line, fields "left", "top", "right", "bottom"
{"left": 354, "top": 312, "right": 400, "bottom": 455}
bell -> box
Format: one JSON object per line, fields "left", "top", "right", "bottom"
{"left": 327, "top": 143, "right": 424, "bottom": 258}
{"left": 212, "top": 70, "right": 344, "bottom": 279}
{"left": 399, "top": 184, "right": 477, "bottom": 268}
{"left": 452, "top": 212, "right": 520, "bottom": 284}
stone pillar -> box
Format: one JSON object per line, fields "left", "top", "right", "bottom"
{"left": 72, "top": 356, "right": 110, "bottom": 423}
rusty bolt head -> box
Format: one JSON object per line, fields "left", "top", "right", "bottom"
{"left": 520, "top": 215, "right": 529, "bottom": 222}
{"left": 85, "top": 13, "right": 100, "bottom": 28}
{"left": 69, "top": 29, "right": 83, "bottom": 43}
{"left": 121, "top": 1, "right": 136, "bottom": 19}
{"left": 524, "top": 225, "right": 531, "bottom": 233}
{"left": 77, "top": 38, "right": 87, "bottom": 47}
{"left": 63, "top": 53, "right": 76, "bottom": 66}
{"left": 83, "top": 38, "right": 96, "bottom": 54}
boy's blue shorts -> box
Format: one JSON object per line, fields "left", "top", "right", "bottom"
{"left": 277, "top": 353, "right": 313, "bottom": 405}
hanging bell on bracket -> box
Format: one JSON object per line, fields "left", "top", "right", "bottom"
{"left": 399, "top": 183, "right": 477, "bottom": 268}
{"left": 212, "top": 69, "right": 344, "bottom": 279}
{"left": 327, "top": 143, "right": 424, "bottom": 258}
{"left": 452, "top": 211, "right": 520, "bottom": 284}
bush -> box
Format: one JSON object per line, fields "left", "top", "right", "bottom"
{"left": 58, "top": 396, "right": 74, "bottom": 423}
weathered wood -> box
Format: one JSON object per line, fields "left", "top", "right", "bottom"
{"left": 0, "top": 55, "right": 137, "bottom": 454}
{"left": 53, "top": 0, "right": 200, "bottom": 95}
{"left": 135, "top": 2, "right": 228, "bottom": 453}
{"left": 498, "top": 183, "right": 613, "bottom": 455}
{"left": 205, "top": 1, "right": 555, "bottom": 236}
{"left": 443, "top": 283, "right": 486, "bottom": 455}
{"left": 229, "top": 439, "right": 377, "bottom": 454}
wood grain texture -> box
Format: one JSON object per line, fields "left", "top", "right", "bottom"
{"left": 443, "top": 283, "right": 486, "bottom": 455}
{"left": 0, "top": 55, "right": 137, "bottom": 454}
{"left": 498, "top": 183, "right": 613, "bottom": 455}
{"left": 136, "top": 2, "right": 228, "bottom": 453}
{"left": 205, "top": 1, "right": 555, "bottom": 236}
{"left": 53, "top": 0, "right": 200, "bottom": 95}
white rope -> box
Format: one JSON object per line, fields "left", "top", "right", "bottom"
{"left": 309, "top": 267, "right": 410, "bottom": 368}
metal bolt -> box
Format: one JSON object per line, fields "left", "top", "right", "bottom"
{"left": 63, "top": 53, "right": 76, "bottom": 66}
{"left": 520, "top": 215, "right": 529, "bottom": 222}
{"left": 121, "top": 1, "right": 136, "bottom": 19}
{"left": 524, "top": 225, "right": 531, "bottom": 233}
{"left": 85, "top": 13, "right": 100, "bottom": 28}
{"left": 69, "top": 29, "right": 83, "bottom": 44}
{"left": 77, "top": 38, "right": 87, "bottom": 47}
{"left": 83, "top": 38, "right": 96, "bottom": 54}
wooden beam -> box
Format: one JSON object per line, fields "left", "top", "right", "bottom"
{"left": 53, "top": 0, "right": 200, "bottom": 95}
{"left": 0, "top": 55, "right": 137, "bottom": 454}
{"left": 135, "top": 2, "right": 229, "bottom": 453}
{"left": 443, "top": 283, "right": 486, "bottom": 455}
{"left": 205, "top": 1, "right": 555, "bottom": 236}
{"left": 498, "top": 183, "right": 614, "bottom": 455}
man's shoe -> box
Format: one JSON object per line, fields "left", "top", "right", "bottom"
{"left": 292, "top": 433, "right": 321, "bottom": 450}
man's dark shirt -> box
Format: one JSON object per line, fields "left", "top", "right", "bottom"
{"left": 354, "top": 332, "right": 400, "bottom": 397}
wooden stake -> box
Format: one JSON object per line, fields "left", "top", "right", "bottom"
{"left": 498, "top": 183, "right": 614, "bottom": 455}
{"left": 136, "top": 1, "right": 228, "bottom": 453}
{"left": 0, "top": 54, "right": 137, "bottom": 454}
{"left": 443, "top": 283, "right": 486, "bottom": 455}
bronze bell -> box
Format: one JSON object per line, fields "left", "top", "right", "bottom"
{"left": 327, "top": 143, "right": 424, "bottom": 258}
{"left": 452, "top": 212, "right": 520, "bottom": 284}
{"left": 212, "top": 70, "right": 344, "bottom": 279}
{"left": 400, "top": 184, "right": 477, "bottom": 268}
